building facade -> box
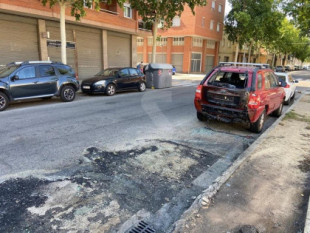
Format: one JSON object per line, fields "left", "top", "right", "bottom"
{"left": 0, "top": 0, "right": 140, "bottom": 80}
{"left": 218, "top": 33, "right": 235, "bottom": 63}
{"left": 136, "top": 0, "right": 225, "bottom": 73}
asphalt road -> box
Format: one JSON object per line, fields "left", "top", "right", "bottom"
{"left": 0, "top": 73, "right": 306, "bottom": 181}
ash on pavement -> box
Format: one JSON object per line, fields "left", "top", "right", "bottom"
{"left": 0, "top": 140, "right": 220, "bottom": 233}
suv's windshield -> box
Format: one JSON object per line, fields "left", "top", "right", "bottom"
{"left": 207, "top": 71, "right": 248, "bottom": 89}
{"left": 0, "top": 65, "right": 19, "bottom": 78}
{"left": 95, "top": 69, "right": 119, "bottom": 77}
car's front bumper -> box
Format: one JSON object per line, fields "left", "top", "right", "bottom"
{"left": 81, "top": 84, "right": 106, "bottom": 94}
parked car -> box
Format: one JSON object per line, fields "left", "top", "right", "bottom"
{"left": 275, "top": 72, "right": 297, "bottom": 105}
{"left": 275, "top": 66, "right": 285, "bottom": 72}
{"left": 284, "top": 65, "right": 293, "bottom": 71}
{"left": 0, "top": 61, "right": 79, "bottom": 111}
{"left": 194, "top": 62, "right": 286, "bottom": 133}
{"left": 81, "top": 67, "right": 146, "bottom": 96}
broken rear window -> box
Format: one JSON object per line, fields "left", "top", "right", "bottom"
{"left": 207, "top": 71, "right": 248, "bottom": 89}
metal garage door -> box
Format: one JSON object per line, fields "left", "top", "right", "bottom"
{"left": 0, "top": 13, "right": 39, "bottom": 65}
{"left": 46, "top": 23, "right": 102, "bottom": 80}
{"left": 107, "top": 32, "right": 130, "bottom": 68}
{"left": 171, "top": 54, "right": 183, "bottom": 73}
{"left": 76, "top": 28, "right": 102, "bottom": 80}
{"left": 148, "top": 54, "right": 167, "bottom": 63}
{"left": 46, "top": 22, "right": 75, "bottom": 71}
{"left": 205, "top": 56, "right": 214, "bottom": 73}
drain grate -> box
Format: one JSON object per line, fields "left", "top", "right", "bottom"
{"left": 128, "top": 221, "right": 156, "bottom": 233}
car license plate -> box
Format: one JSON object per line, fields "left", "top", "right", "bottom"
{"left": 83, "top": 86, "right": 90, "bottom": 89}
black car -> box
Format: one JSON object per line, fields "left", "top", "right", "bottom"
{"left": 81, "top": 67, "right": 146, "bottom": 96}
{"left": 0, "top": 61, "right": 79, "bottom": 111}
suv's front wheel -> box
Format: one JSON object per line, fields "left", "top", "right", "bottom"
{"left": 250, "top": 110, "right": 266, "bottom": 133}
{"left": 0, "top": 92, "right": 9, "bottom": 111}
{"left": 60, "top": 85, "right": 76, "bottom": 102}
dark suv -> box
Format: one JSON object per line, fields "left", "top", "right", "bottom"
{"left": 194, "top": 62, "right": 285, "bottom": 133}
{"left": 0, "top": 61, "right": 79, "bottom": 111}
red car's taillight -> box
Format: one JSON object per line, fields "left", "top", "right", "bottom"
{"left": 248, "top": 93, "right": 261, "bottom": 109}
{"left": 195, "top": 85, "right": 202, "bottom": 99}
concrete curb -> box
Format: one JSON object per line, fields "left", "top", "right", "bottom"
{"left": 171, "top": 94, "right": 305, "bottom": 232}
{"left": 304, "top": 195, "right": 310, "bottom": 233}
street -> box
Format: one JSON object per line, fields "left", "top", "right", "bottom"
{"left": 0, "top": 83, "right": 285, "bottom": 180}
{"left": 0, "top": 72, "right": 308, "bottom": 233}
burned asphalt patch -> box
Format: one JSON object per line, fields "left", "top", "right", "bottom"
{"left": 0, "top": 177, "right": 51, "bottom": 233}
{"left": 0, "top": 139, "right": 249, "bottom": 232}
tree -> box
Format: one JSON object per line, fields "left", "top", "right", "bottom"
{"left": 225, "top": 0, "right": 283, "bottom": 62}
{"left": 129, "top": 0, "right": 206, "bottom": 63}
{"left": 285, "top": 0, "right": 310, "bottom": 37}
{"left": 40, "top": 0, "right": 124, "bottom": 64}
{"left": 293, "top": 37, "right": 310, "bottom": 63}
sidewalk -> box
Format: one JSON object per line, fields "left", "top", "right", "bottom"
{"left": 173, "top": 94, "right": 310, "bottom": 233}
{"left": 172, "top": 73, "right": 204, "bottom": 87}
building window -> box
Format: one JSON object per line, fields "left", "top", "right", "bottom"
{"left": 158, "top": 20, "right": 164, "bottom": 28}
{"left": 207, "top": 40, "right": 215, "bottom": 49}
{"left": 156, "top": 37, "right": 167, "bottom": 46}
{"left": 173, "top": 37, "right": 184, "bottom": 46}
{"left": 224, "top": 56, "right": 229, "bottom": 62}
{"left": 148, "top": 37, "right": 167, "bottom": 46}
{"left": 124, "top": 3, "right": 132, "bottom": 18}
{"left": 228, "top": 41, "right": 232, "bottom": 48}
{"left": 219, "top": 4, "right": 222, "bottom": 13}
{"left": 217, "top": 23, "right": 220, "bottom": 32}
{"left": 193, "top": 37, "right": 203, "bottom": 47}
{"left": 172, "top": 16, "right": 181, "bottom": 27}
{"left": 211, "top": 1, "right": 215, "bottom": 10}
{"left": 137, "top": 37, "right": 144, "bottom": 46}
{"left": 210, "top": 20, "right": 214, "bottom": 30}
{"left": 84, "top": 0, "right": 93, "bottom": 9}
{"left": 138, "top": 20, "right": 152, "bottom": 31}
{"left": 202, "top": 17, "right": 205, "bottom": 28}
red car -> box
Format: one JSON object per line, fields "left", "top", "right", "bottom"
{"left": 194, "top": 62, "right": 286, "bottom": 133}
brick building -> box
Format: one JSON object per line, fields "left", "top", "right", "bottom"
{"left": 0, "top": 0, "right": 140, "bottom": 80}
{"left": 136, "top": 0, "right": 225, "bottom": 73}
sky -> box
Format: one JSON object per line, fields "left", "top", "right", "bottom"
{"left": 225, "top": 0, "right": 232, "bottom": 16}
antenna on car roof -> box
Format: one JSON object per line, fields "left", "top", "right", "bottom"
{"left": 219, "top": 62, "right": 270, "bottom": 69}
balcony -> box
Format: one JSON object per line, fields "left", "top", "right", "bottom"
{"left": 99, "top": 1, "right": 118, "bottom": 15}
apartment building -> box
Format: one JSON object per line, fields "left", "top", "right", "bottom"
{"left": 0, "top": 0, "right": 139, "bottom": 79}
{"left": 136, "top": 0, "right": 225, "bottom": 73}
{"left": 218, "top": 33, "right": 235, "bottom": 63}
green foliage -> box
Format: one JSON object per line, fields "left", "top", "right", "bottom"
{"left": 285, "top": 0, "right": 310, "bottom": 37}
{"left": 225, "top": 0, "right": 284, "bottom": 48}
{"left": 269, "top": 18, "right": 310, "bottom": 62}
{"left": 129, "top": 0, "right": 206, "bottom": 28}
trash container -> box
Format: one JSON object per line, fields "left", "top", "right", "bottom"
{"left": 145, "top": 63, "right": 173, "bottom": 89}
